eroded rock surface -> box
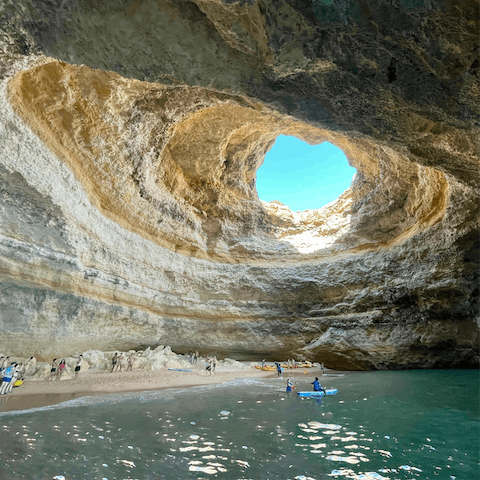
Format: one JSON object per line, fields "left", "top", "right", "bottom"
{"left": 0, "top": 0, "right": 478, "bottom": 369}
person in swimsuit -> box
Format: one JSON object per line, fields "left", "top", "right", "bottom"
{"left": 116, "top": 353, "right": 125, "bottom": 372}
{"left": 126, "top": 353, "right": 135, "bottom": 371}
{"left": 56, "top": 359, "right": 66, "bottom": 381}
{"left": 212, "top": 356, "right": 217, "bottom": 374}
{"left": 205, "top": 356, "right": 213, "bottom": 376}
{"left": 110, "top": 353, "right": 118, "bottom": 373}
{"left": 47, "top": 358, "right": 58, "bottom": 381}
{"left": 22, "top": 356, "right": 35, "bottom": 376}
{"left": 73, "top": 355, "right": 83, "bottom": 382}
{"left": 209, "top": 358, "right": 214, "bottom": 376}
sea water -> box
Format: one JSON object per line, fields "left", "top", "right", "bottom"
{"left": 0, "top": 370, "right": 478, "bottom": 479}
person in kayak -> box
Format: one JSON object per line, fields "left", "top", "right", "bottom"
{"left": 312, "top": 377, "right": 326, "bottom": 394}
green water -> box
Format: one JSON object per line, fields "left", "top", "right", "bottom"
{"left": 0, "top": 370, "right": 478, "bottom": 479}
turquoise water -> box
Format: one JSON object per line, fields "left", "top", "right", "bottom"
{"left": 0, "top": 370, "right": 478, "bottom": 479}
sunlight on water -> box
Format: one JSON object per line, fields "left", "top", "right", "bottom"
{"left": 0, "top": 371, "right": 478, "bottom": 479}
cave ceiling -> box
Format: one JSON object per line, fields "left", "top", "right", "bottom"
{"left": 0, "top": 0, "right": 478, "bottom": 368}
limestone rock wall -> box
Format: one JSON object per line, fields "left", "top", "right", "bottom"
{"left": 0, "top": 0, "right": 478, "bottom": 368}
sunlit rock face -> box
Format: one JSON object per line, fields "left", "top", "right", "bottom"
{"left": 0, "top": 0, "right": 478, "bottom": 369}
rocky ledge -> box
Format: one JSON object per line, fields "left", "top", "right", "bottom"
{"left": 0, "top": 0, "right": 478, "bottom": 369}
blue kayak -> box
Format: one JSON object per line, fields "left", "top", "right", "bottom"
{"left": 297, "top": 389, "right": 338, "bottom": 397}
{"left": 168, "top": 368, "right": 193, "bottom": 372}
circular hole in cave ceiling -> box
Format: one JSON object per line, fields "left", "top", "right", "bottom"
{"left": 256, "top": 135, "right": 356, "bottom": 212}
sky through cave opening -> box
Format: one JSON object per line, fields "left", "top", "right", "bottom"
{"left": 256, "top": 135, "right": 356, "bottom": 212}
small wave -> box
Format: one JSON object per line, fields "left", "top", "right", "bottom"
{"left": 0, "top": 377, "right": 280, "bottom": 417}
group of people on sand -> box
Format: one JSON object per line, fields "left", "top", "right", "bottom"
{"left": 205, "top": 355, "right": 217, "bottom": 376}
{"left": 261, "top": 358, "right": 318, "bottom": 371}
{"left": 110, "top": 352, "right": 136, "bottom": 372}
{"left": 188, "top": 351, "right": 199, "bottom": 364}
{"left": 0, "top": 355, "right": 34, "bottom": 395}
{"left": 47, "top": 355, "right": 83, "bottom": 382}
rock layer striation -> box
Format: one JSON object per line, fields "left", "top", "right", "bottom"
{"left": 0, "top": 0, "right": 478, "bottom": 369}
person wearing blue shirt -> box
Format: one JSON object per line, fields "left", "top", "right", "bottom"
{"left": 312, "top": 377, "right": 326, "bottom": 393}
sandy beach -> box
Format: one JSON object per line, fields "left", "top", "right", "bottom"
{"left": 0, "top": 365, "right": 337, "bottom": 414}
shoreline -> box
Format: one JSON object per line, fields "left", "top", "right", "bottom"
{"left": 0, "top": 366, "right": 349, "bottom": 414}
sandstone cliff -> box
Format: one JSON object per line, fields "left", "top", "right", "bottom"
{"left": 0, "top": 0, "right": 478, "bottom": 369}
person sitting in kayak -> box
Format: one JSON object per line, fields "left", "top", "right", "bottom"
{"left": 286, "top": 379, "right": 294, "bottom": 392}
{"left": 312, "top": 377, "right": 326, "bottom": 394}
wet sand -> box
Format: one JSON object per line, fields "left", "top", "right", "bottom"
{"left": 0, "top": 365, "right": 345, "bottom": 414}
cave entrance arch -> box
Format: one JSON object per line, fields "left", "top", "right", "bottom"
{"left": 256, "top": 135, "right": 356, "bottom": 211}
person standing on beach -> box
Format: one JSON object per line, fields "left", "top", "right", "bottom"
{"left": 73, "top": 355, "right": 83, "bottom": 382}
{"left": 47, "top": 358, "right": 58, "bottom": 381}
{"left": 209, "top": 358, "right": 214, "bottom": 376}
{"left": 194, "top": 351, "right": 199, "bottom": 364}
{"left": 110, "top": 353, "right": 118, "bottom": 373}
{"left": 205, "top": 356, "right": 213, "bottom": 376}
{"left": 126, "top": 353, "right": 135, "bottom": 371}
{"left": 321, "top": 363, "right": 325, "bottom": 375}
{"left": 0, "top": 362, "right": 19, "bottom": 394}
{"left": 22, "top": 356, "right": 35, "bottom": 376}
{"left": 56, "top": 359, "right": 66, "bottom": 381}
{"left": 212, "top": 356, "right": 217, "bottom": 374}
{"left": 0, "top": 363, "right": 14, "bottom": 394}
{"left": 261, "top": 359, "right": 266, "bottom": 370}
{"left": 116, "top": 353, "right": 125, "bottom": 372}
{"left": 4, "top": 363, "right": 21, "bottom": 394}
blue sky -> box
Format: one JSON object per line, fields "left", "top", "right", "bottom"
{"left": 256, "top": 135, "right": 356, "bottom": 211}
